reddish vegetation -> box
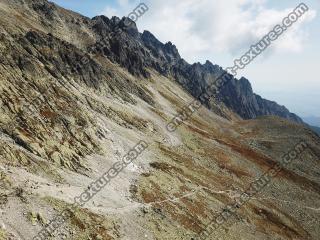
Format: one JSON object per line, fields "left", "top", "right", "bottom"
{"left": 149, "top": 162, "right": 182, "bottom": 173}
{"left": 186, "top": 124, "right": 213, "bottom": 139}
{"left": 141, "top": 180, "right": 166, "bottom": 203}
{"left": 18, "top": 127, "right": 33, "bottom": 139}
{"left": 158, "top": 144, "right": 236, "bottom": 190}
{"left": 161, "top": 202, "right": 204, "bottom": 233}
{"left": 141, "top": 116, "right": 320, "bottom": 238}
{"left": 70, "top": 208, "right": 114, "bottom": 239}
{"left": 180, "top": 197, "right": 208, "bottom": 218}
{"left": 214, "top": 138, "right": 275, "bottom": 170}
{"left": 40, "top": 108, "right": 58, "bottom": 119}
{"left": 248, "top": 202, "right": 310, "bottom": 240}
{"left": 219, "top": 139, "right": 320, "bottom": 193}
{"left": 70, "top": 215, "right": 86, "bottom": 230}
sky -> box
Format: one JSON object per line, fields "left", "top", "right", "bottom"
{"left": 51, "top": 0, "right": 319, "bottom": 120}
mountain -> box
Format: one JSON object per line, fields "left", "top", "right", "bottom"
{"left": 310, "top": 126, "right": 320, "bottom": 135}
{"left": 301, "top": 116, "right": 320, "bottom": 136}
{"left": 304, "top": 116, "right": 320, "bottom": 128}
{"left": 90, "top": 15, "right": 303, "bottom": 123}
{"left": 0, "top": 0, "right": 301, "bottom": 123}
{"left": 0, "top": 1, "right": 319, "bottom": 240}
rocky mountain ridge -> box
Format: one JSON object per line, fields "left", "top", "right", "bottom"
{"left": 89, "top": 14, "right": 303, "bottom": 123}
{"left": 0, "top": 0, "right": 303, "bottom": 123}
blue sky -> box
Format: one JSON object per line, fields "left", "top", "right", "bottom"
{"left": 51, "top": 0, "right": 319, "bottom": 120}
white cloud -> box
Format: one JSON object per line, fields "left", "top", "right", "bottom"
{"left": 101, "top": 0, "right": 316, "bottom": 62}
{"left": 101, "top": 1, "right": 319, "bottom": 117}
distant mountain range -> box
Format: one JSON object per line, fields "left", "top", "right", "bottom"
{"left": 310, "top": 126, "right": 320, "bottom": 135}
{"left": 303, "top": 116, "right": 320, "bottom": 127}
{"left": 303, "top": 116, "right": 320, "bottom": 135}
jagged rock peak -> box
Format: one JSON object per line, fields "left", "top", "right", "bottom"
{"left": 164, "top": 41, "right": 180, "bottom": 59}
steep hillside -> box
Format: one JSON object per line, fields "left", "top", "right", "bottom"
{"left": 0, "top": 0, "right": 302, "bottom": 123}
{"left": 0, "top": 1, "right": 319, "bottom": 240}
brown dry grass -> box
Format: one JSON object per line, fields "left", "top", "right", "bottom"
{"left": 247, "top": 202, "right": 310, "bottom": 240}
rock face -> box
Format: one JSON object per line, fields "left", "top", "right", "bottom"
{"left": 88, "top": 15, "right": 302, "bottom": 123}
{"left": 5, "top": 0, "right": 300, "bottom": 123}
{"left": 219, "top": 77, "right": 303, "bottom": 122}
{"left": 0, "top": 1, "right": 319, "bottom": 240}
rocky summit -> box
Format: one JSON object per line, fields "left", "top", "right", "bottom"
{"left": 0, "top": 0, "right": 319, "bottom": 240}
